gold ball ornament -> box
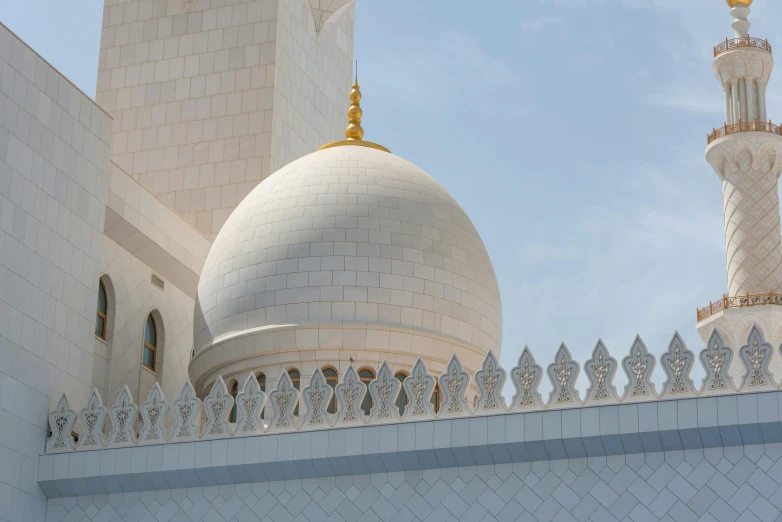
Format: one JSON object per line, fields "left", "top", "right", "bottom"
{"left": 726, "top": 0, "right": 752, "bottom": 7}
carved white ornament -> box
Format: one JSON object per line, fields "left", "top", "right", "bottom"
{"left": 46, "top": 395, "right": 76, "bottom": 453}
{"left": 300, "top": 368, "right": 333, "bottom": 428}
{"left": 621, "top": 336, "right": 657, "bottom": 401}
{"left": 547, "top": 343, "right": 581, "bottom": 407}
{"left": 267, "top": 371, "right": 299, "bottom": 432}
{"left": 437, "top": 354, "right": 471, "bottom": 417}
{"left": 510, "top": 347, "right": 544, "bottom": 410}
{"left": 699, "top": 329, "right": 735, "bottom": 395}
{"left": 48, "top": 326, "right": 782, "bottom": 455}
{"left": 661, "top": 331, "right": 696, "bottom": 396}
{"left": 367, "top": 362, "right": 401, "bottom": 424}
{"left": 583, "top": 340, "right": 619, "bottom": 404}
{"left": 402, "top": 358, "right": 436, "bottom": 420}
{"left": 75, "top": 389, "right": 107, "bottom": 450}
{"left": 106, "top": 386, "right": 137, "bottom": 447}
{"left": 202, "top": 376, "right": 233, "bottom": 439}
{"left": 169, "top": 380, "right": 202, "bottom": 442}
{"left": 474, "top": 350, "right": 506, "bottom": 413}
{"left": 334, "top": 365, "right": 365, "bottom": 426}
{"left": 233, "top": 373, "right": 266, "bottom": 436}
{"left": 740, "top": 324, "right": 776, "bottom": 389}
{"left": 138, "top": 383, "right": 168, "bottom": 445}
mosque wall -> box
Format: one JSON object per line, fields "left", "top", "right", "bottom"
{"left": 96, "top": 159, "right": 211, "bottom": 408}
{"left": 0, "top": 23, "right": 112, "bottom": 522}
{"left": 42, "top": 445, "right": 782, "bottom": 522}
{"left": 96, "top": 0, "right": 356, "bottom": 240}
{"left": 97, "top": 235, "right": 196, "bottom": 409}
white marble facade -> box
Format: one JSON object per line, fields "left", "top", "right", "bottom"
{"left": 5, "top": 0, "right": 782, "bottom": 521}
{"left": 96, "top": 0, "right": 355, "bottom": 239}
{"left": 44, "top": 446, "right": 782, "bottom": 522}
{"left": 0, "top": 22, "right": 112, "bottom": 522}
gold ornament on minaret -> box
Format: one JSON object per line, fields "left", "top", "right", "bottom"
{"left": 725, "top": 0, "right": 752, "bottom": 7}
{"left": 319, "top": 75, "right": 390, "bottom": 153}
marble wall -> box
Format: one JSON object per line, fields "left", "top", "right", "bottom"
{"left": 44, "top": 444, "right": 782, "bottom": 522}
{"left": 96, "top": 0, "right": 355, "bottom": 239}
{"left": 0, "top": 23, "right": 112, "bottom": 522}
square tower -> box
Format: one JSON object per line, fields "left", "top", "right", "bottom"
{"left": 96, "top": 0, "right": 355, "bottom": 239}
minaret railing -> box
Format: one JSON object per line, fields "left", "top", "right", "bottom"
{"left": 707, "top": 119, "right": 782, "bottom": 144}
{"left": 697, "top": 290, "right": 782, "bottom": 322}
{"left": 714, "top": 35, "right": 771, "bottom": 57}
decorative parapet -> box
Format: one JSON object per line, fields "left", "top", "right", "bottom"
{"left": 45, "top": 325, "right": 782, "bottom": 454}
{"left": 697, "top": 291, "right": 782, "bottom": 321}
{"left": 714, "top": 35, "right": 772, "bottom": 58}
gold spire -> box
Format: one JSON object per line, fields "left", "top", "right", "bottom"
{"left": 345, "top": 78, "right": 364, "bottom": 140}
{"left": 318, "top": 75, "right": 390, "bottom": 153}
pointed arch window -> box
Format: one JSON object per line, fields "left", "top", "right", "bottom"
{"left": 358, "top": 368, "right": 375, "bottom": 416}
{"left": 95, "top": 280, "right": 107, "bottom": 339}
{"left": 288, "top": 369, "right": 300, "bottom": 415}
{"left": 322, "top": 367, "right": 338, "bottom": 414}
{"left": 229, "top": 381, "right": 239, "bottom": 423}
{"left": 431, "top": 383, "right": 440, "bottom": 414}
{"left": 395, "top": 371, "right": 409, "bottom": 416}
{"left": 256, "top": 372, "right": 266, "bottom": 419}
{"left": 142, "top": 314, "right": 157, "bottom": 371}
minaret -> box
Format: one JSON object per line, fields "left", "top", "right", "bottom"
{"left": 698, "top": 0, "right": 782, "bottom": 365}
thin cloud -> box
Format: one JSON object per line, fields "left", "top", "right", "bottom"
{"left": 522, "top": 16, "right": 567, "bottom": 35}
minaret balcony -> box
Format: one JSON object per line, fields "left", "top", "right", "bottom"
{"left": 714, "top": 35, "right": 771, "bottom": 57}
{"left": 697, "top": 291, "right": 782, "bottom": 322}
{"left": 707, "top": 120, "right": 782, "bottom": 144}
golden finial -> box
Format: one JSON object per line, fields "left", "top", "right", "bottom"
{"left": 318, "top": 65, "right": 390, "bottom": 153}
{"left": 345, "top": 77, "right": 364, "bottom": 140}
{"left": 726, "top": 0, "right": 752, "bottom": 7}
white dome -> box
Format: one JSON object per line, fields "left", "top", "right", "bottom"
{"left": 191, "top": 145, "right": 502, "bottom": 391}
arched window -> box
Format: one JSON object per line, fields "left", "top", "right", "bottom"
{"left": 322, "top": 367, "right": 338, "bottom": 414}
{"left": 431, "top": 383, "right": 440, "bottom": 414}
{"left": 95, "top": 280, "right": 107, "bottom": 339}
{"left": 229, "top": 381, "right": 239, "bottom": 423}
{"left": 256, "top": 372, "right": 266, "bottom": 419}
{"left": 395, "top": 371, "right": 409, "bottom": 416}
{"left": 288, "top": 369, "right": 300, "bottom": 415}
{"left": 142, "top": 314, "right": 157, "bottom": 371}
{"left": 358, "top": 368, "right": 375, "bottom": 416}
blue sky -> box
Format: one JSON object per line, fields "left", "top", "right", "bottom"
{"left": 2, "top": 0, "right": 781, "bottom": 394}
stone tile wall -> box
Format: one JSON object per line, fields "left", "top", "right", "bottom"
{"left": 0, "top": 22, "right": 112, "bottom": 522}
{"left": 44, "top": 444, "right": 782, "bottom": 522}
{"left": 96, "top": 0, "right": 355, "bottom": 239}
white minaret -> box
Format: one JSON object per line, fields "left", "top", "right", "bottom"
{"left": 697, "top": 0, "right": 782, "bottom": 366}
{"left": 707, "top": 0, "right": 780, "bottom": 297}
{"left": 698, "top": 0, "right": 782, "bottom": 374}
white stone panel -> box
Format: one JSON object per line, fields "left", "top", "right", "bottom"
{"left": 43, "top": 444, "right": 782, "bottom": 522}
{"left": 98, "top": 236, "right": 197, "bottom": 408}
{"left": 96, "top": 0, "right": 355, "bottom": 239}
{"left": 0, "top": 21, "right": 112, "bottom": 522}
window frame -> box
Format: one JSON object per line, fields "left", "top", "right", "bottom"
{"left": 288, "top": 368, "right": 301, "bottom": 415}
{"left": 256, "top": 372, "right": 266, "bottom": 418}
{"left": 322, "top": 366, "right": 339, "bottom": 414}
{"left": 142, "top": 314, "right": 158, "bottom": 372}
{"left": 95, "top": 279, "right": 107, "bottom": 340}
{"left": 229, "top": 380, "right": 239, "bottom": 423}
{"left": 394, "top": 371, "right": 410, "bottom": 415}
{"left": 358, "top": 367, "right": 376, "bottom": 415}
